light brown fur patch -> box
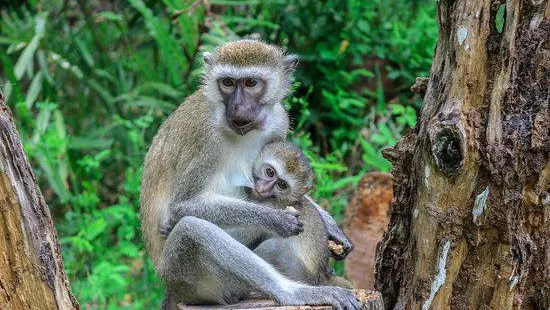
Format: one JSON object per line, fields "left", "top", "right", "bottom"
{"left": 213, "top": 40, "right": 286, "bottom": 67}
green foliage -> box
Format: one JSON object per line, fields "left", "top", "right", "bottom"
{"left": 0, "top": 0, "right": 436, "bottom": 308}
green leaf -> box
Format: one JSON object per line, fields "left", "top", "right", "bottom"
{"left": 75, "top": 38, "right": 95, "bottom": 67}
{"left": 211, "top": 0, "right": 262, "bottom": 4}
{"left": 0, "top": 54, "right": 24, "bottom": 104}
{"left": 134, "top": 82, "right": 183, "bottom": 99}
{"left": 311, "top": 162, "right": 347, "bottom": 172}
{"left": 14, "top": 13, "right": 47, "bottom": 80}
{"left": 14, "top": 37, "right": 40, "bottom": 79}
{"left": 7, "top": 42, "right": 27, "bottom": 54}
{"left": 33, "top": 102, "right": 52, "bottom": 136}
{"left": 68, "top": 137, "right": 114, "bottom": 150}
{"left": 33, "top": 151, "right": 70, "bottom": 202}
{"left": 37, "top": 50, "right": 54, "bottom": 85}
{"left": 0, "top": 37, "right": 19, "bottom": 45}
{"left": 128, "top": 0, "right": 187, "bottom": 85}
{"left": 118, "top": 241, "right": 140, "bottom": 258}
{"left": 223, "top": 16, "right": 280, "bottom": 30}
{"left": 25, "top": 71, "right": 42, "bottom": 108}
{"left": 85, "top": 217, "right": 108, "bottom": 241}
{"left": 62, "top": 236, "right": 93, "bottom": 253}
{"left": 88, "top": 79, "right": 115, "bottom": 104}
{"left": 96, "top": 11, "right": 123, "bottom": 22}
{"left": 53, "top": 110, "right": 67, "bottom": 140}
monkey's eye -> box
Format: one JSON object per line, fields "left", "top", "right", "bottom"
{"left": 276, "top": 180, "right": 288, "bottom": 191}
{"left": 244, "top": 78, "right": 258, "bottom": 87}
{"left": 265, "top": 167, "right": 275, "bottom": 178}
{"left": 221, "top": 78, "right": 235, "bottom": 87}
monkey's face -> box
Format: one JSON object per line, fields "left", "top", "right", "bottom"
{"left": 251, "top": 163, "right": 306, "bottom": 205}
{"left": 217, "top": 76, "right": 267, "bottom": 135}
{"left": 201, "top": 40, "right": 299, "bottom": 136}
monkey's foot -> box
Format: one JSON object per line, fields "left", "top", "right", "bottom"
{"left": 177, "top": 289, "right": 384, "bottom": 310}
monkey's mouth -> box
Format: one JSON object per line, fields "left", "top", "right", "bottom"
{"left": 229, "top": 118, "right": 256, "bottom": 135}
{"left": 232, "top": 119, "right": 252, "bottom": 128}
{"left": 251, "top": 188, "right": 272, "bottom": 200}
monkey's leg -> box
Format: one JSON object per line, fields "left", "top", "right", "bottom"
{"left": 158, "top": 216, "right": 362, "bottom": 310}
{"left": 254, "top": 206, "right": 332, "bottom": 286}
{"left": 253, "top": 238, "right": 314, "bottom": 283}
{"left": 303, "top": 195, "right": 353, "bottom": 260}
{"left": 323, "top": 276, "right": 355, "bottom": 289}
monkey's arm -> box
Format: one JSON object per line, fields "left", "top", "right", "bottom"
{"left": 165, "top": 194, "right": 304, "bottom": 241}
{"left": 303, "top": 195, "right": 353, "bottom": 260}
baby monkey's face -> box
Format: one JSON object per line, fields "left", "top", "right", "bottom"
{"left": 251, "top": 162, "right": 306, "bottom": 205}
{"left": 251, "top": 141, "right": 314, "bottom": 206}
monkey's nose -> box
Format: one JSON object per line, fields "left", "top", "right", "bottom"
{"left": 255, "top": 186, "right": 271, "bottom": 197}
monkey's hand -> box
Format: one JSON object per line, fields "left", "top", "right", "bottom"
{"left": 327, "top": 226, "right": 353, "bottom": 260}
{"left": 272, "top": 208, "right": 304, "bottom": 238}
{"left": 328, "top": 240, "right": 346, "bottom": 257}
{"left": 303, "top": 195, "right": 353, "bottom": 260}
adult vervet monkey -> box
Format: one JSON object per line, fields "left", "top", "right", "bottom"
{"left": 140, "top": 40, "right": 359, "bottom": 310}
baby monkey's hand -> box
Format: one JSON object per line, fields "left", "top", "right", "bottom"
{"left": 273, "top": 206, "right": 304, "bottom": 237}
{"left": 328, "top": 240, "right": 346, "bottom": 257}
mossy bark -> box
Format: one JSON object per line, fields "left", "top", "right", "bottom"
{"left": 375, "top": 0, "right": 550, "bottom": 309}
{"left": 0, "top": 95, "right": 78, "bottom": 309}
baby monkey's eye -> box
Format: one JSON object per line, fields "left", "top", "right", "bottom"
{"left": 222, "top": 78, "right": 235, "bottom": 87}
{"left": 265, "top": 167, "right": 275, "bottom": 178}
{"left": 244, "top": 78, "right": 258, "bottom": 87}
{"left": 276, "top": 180, "right": 288, "bottom": 191}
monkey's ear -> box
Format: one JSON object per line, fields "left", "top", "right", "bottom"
{"left": 203, "top": 52, "right": 213, "bottom": 65}
{"left": 283, "top": 54, "right": 299, "bottom": 73}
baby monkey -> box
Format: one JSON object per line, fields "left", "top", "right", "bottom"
{"left": 249, "top": 141, "right": 352, "bottom": 288}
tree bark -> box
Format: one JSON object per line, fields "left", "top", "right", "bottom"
{"left": 0, "top": 95, "right": 79, "bottom": 309}
{"left": 375, "top": 0, "right": 550, "bottom": 309}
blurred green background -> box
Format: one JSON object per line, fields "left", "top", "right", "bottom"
{"left": 0, "top": 0, "right": 437, "bottom": 308}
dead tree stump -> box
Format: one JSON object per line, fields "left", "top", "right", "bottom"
{"left": 375, "top": 0, "right": 550, "bottom": 309}
{"left": 345, "top": 172, "right": 392, "bottom": 290}
{"left": 0, "top": 95, "right": 78, "bottom": 309}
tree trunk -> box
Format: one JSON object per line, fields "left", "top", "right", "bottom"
{"left": 0, "top": 95, "right": 79, "bottom": 309}
{"left": 375, "top": 0, "right": 550, "bottom": 309}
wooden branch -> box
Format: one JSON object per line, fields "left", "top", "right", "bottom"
{"left": 0, "top": 94, "right": 78, "bottom": 309}
{"left": 178, "top": 290, "right": 384, "bottom": 310}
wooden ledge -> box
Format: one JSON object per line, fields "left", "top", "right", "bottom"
{"left": 179, "top": 290, "right": 384, "bottom": 309}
